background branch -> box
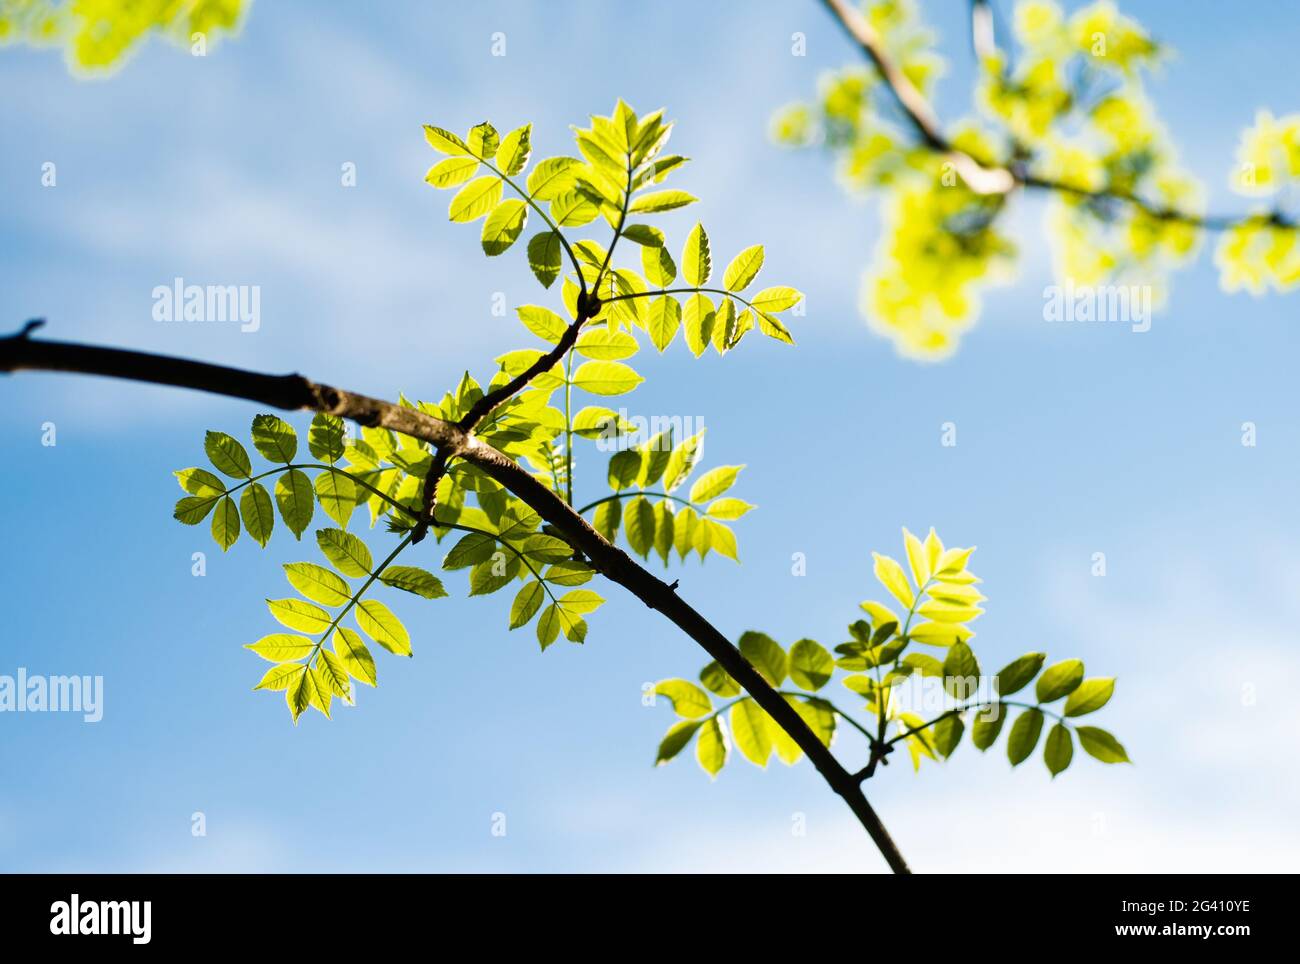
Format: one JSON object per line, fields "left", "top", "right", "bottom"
{"left": 818, "top": 0, "right": 1279, "bottom": 228}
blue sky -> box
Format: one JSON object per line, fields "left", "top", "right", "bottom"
{"left": 1, "top": 0, "right": 1298, "bottom": 872}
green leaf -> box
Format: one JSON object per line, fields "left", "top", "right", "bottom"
{"left": 621, "top": 226, "right": 664, "bottom": 253}
{"left": 1063, "top": 677, "right": 1115, "bottom": 717}
{"left": 481, "top": 198, "right": 528, "bottom": 255}
{"left": 607, "top": 449, "right": 641, "bottom": 490}
{"left": 245, "top": 633, "right": 314, "bottom": 662}
{"left": 275, "top": 469, "right": 315, "bottom": 539}
{"left": 789, "top": 638, "right": 834, "bottom": 691}
{"left": 730, "top": 699, "right": 773, "bottom": 766}
{"left": 174, "top": 495, "right": 218, "bottom": 525}
{"left": 355, "top": 599, "right": 411, "bottom": 656}
{"left": 902, "top": 652, "right": 945, "bottom": 677}
{"left": 285, "top": 664, "right": 316, "bottom": 724}
{"left": 971, "top": 704, "right": 1006, "bottom": 750}
{"left": 995, "top": 652, "right": 1045, "bottom": 697}
{"left": 629, "top": 189, "right": 697, "bottom": 214}
{"left": 572, "top": 360, "right": 644, "bottom": 396}
{"left": 706, "top": 497, "right": 754, "bottom": 520}
{"left": 750, "top": 286, "right": 802, "bottom": 313}
{"left": 205, "top": 431, "right": 251, "bottom": 479}
{"left": 537, "top": 603, "right": 561, "bottom": 650}
{"left": 704, "top": 518, "right": 737, "bottom": 561}
{"left": 469, "top": 553, "right": 520, "bottom": 596}
{"left": 688, "top": 465, "right": 742, "bottom": 503}
{"left": 625, "top": 494, "right": 655, "bottom": 557}
{"left": 1076, "top": 726, "right": 1130, "bottom": 763}
{"left": 683, "top": 293, "right": 714, "bottom": 357}
{"left": 681, "top": 222, "right": 711, "bottom": 287}
{"left": 266, "top": 597, "right": 332, "bottom": 634}
{"left": 647, "top": 295, "right": 681, "bottom": 352}
{"left": 317, "top": 649, "right": 353, "bottom": 701}
{"left": 551, "top": 189, "right": 599, "bottom": 227}
{"left": 307, "top": 413, "right": 346, "bottom": 463}
{"left": 723, "top": 244, "right": 764, "bottom": 292}
{"left": 211, "top": 495, "right": 240, "bottom": 551}
{"left": 495, "top": 123, "right": 532, "bottom": 175}
{"left": 449, "top": 175, "right": 504, "bottom": 222}
{"left": 642, "top": 244, "right": 677, "bottom": 288}
{"left": 942, "top": 641, "right": 980, "bottom": 698}
{"left": 284, "top": 562, "right": 351, "bottom": 606}
{"left": 656, "top": 719, "right": 703, "bottom": 765}
{"left": 738, "top": 631, "right": 786, "bottom": 686}
{"left": 466, "top": 121, "right": 499, "bottom": 159}
{"left": 1036, "top": 659, "right": 1085, "bottom": 702}
{"left": 934, "top": 714, "right": 964, "bottom": 757}
{"left": 315, "top": 470, "right": 356, "bottom": 528}
{"left": 250, "top": 414, "right": 297, "bottom": 463}
{"left": 1007, "top": 707, "right": 1045, "bottom": 766}
{"left": 699, "top": 660, "right": 741, "bottom": 697}
{"left": 509, "top": 581, "right": 545, "bottom": 629}
{"left": 1044, "top": 722, "right": 1073, "bottom": 777}
{"left": 696, "top": 716, "right": 728, "bottom": 777}
{"left": 517, "top": 304, "right": 568, "bottom": 344}
{"left": 443, "top": 531, "right": 497, "bottom": 569}
{"left": 654, "top": 679, "right": 712, "bottom": 718}
{"left": 254, "top": 662, "right": 304, "bottom": 692}
{"left": 333, "top": 627, "right": 377, "bottom": 687}
{"left": 175, "top": 467, "right": 226, "bottom": 497}
{"left": 526, "top": 231, "right": 563, "bottom": 288}
{"left": 316, "top": 528, "right": 373, "bottom": 577}
{"left": 543, "top": 560, "right": 594, "bottom": 586}
{"left": 380, "top": 565, "right": 447, "bottom": 599}
{"left": 526, "top": 156, "right": 580, "bottom": 200}
{"left": 575, "top": 328, "right": 638, "bottom": 361}
{"left": 423, "top": 124, "right": 471, "bottom": 156}
{"left": 425, "top": 156, "right": 479, "bottom": 188}
{"left": 593, "top": 498, "right": 621, "bottom": 541}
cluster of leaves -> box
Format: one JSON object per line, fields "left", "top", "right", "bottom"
{"left": 423, "top": 103, "right": 804, "bottom": 350}
{"left": 1217, "top": 110, "right": 1300, "bottom": 292}
{"left": 0, "top": 0, "right": 246, "bottom": 72}
{"left": 654, "top": 527, "right": 1128, "bottom": 778}
{"left": 171, "top": 103, "right": 802, "bottom": 722}
{"left": 588, "top": 432, "right": 751, "bottom": 565}
{"left": 771, "top": 0, "right": 1297, "bottom": 359}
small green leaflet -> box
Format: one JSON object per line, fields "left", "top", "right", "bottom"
{"left": 379, "top": 565, "right": 447, "bottom": 599}
{"left": 275, "top": 469, "right": 314, "bottom": 539}
{"left": 250, "top": 414, "right": 297, "bottom": 463}
{"left": 212, "top": 496, "right": 240, "bottom": 551}
{"left": 682, "top": 223, "right": 711, "bottom": 287}
{"left": 240, "top": 483, "right": 275, "bottom": 548}
{"left": 205, "top": 431, "right": 251, "bottom": 479}
{"left": 723, "top": 244, "right": 764, "bottom": 292}
{"left": 316, "top": 528, "right": 373, "bottom": 577}
{"left": 482, "top": 199, "right": 528, "bottom": 255}
{"left": 526, "top": 232, "right": 563, "bottom": 287}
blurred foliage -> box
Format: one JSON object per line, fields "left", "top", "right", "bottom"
{"left": 0, "top": 0, "right": 246, "bottom": 73}
{"left": 774, "top": 0, "right": 1299, "bottom": 359}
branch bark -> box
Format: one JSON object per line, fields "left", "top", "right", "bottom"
{"left": 0, "top": 322, "right": 911, "bottom": 873}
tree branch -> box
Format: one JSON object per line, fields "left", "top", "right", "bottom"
{"left": 818, "top": 0, "right": 1281, "bottom": 229}
{"left": 0, "top": 323, "right": 910, "bottom": 873}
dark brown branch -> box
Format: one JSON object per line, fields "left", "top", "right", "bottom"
{"left": 0, "top": 324, "right": 910, "bottom": 873}
{"left": 456, "top": 298, "right": 595, "bottom": 431}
